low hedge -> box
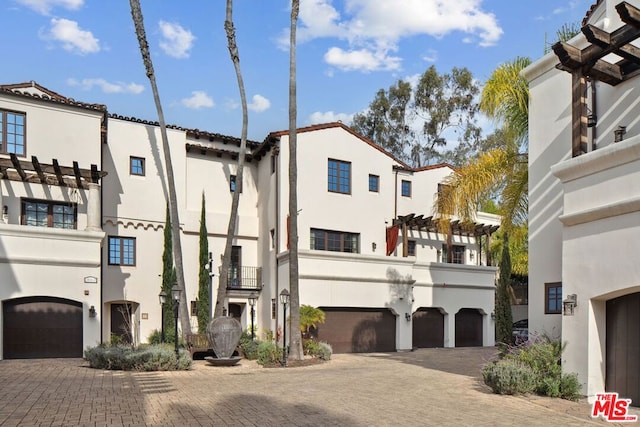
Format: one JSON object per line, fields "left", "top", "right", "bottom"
{"left": 84, "top": 343, "right": 192, "bottom": 371}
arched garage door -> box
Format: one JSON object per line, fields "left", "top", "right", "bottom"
{"left": 316, "top": 308, "right": 396, "bottom": 353}
{"left": 455, "top": 308, "right": 483, "bottom": 347}
{"left": 412, "top": 308, "right": 444, "bottom": 348}
{"left": 606, "top": 292, "right": 640, "bottom": 406}
{"left": 3, "top": 296, "right": 83, "bottom": 359}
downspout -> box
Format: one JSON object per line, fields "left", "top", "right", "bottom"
{"left": 99, "top": 110, "right": 107, "bottom": 344}
{"left": 393, "top": 166, "right": 398, "bottom": 219}
{"left": 274, "top": 139, "right": 280, "bottom": 339}
{"left": 590, "top": 79, "right": 597, "bottom": 151}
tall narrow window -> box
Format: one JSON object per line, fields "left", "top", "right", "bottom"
{"left": 441, "top": 244, "right": 465, "bottom": 264}
{"left": 401, "top": 180, "right": 412, "bottom": 197}
{"left": 108, "top": 237, "right": 136, "bottom": 266}
{"left": 369, "top": 174, "right": 379, "bottom": 192}
{"left": 130, "top": 156, "right": 145, "bottom": 176}
{"left": 328, "top": 159, "right": 351, "bottom": 194}
{"left": 0, "top": 110, "right": 26, "bottom": 156}
{"left": 407, "top": 240, "right": 416, "bottom": 256}
{"left": 545, "top": 282, "right": 562, "bottom": 314}
{"left": 229, "top": 246, "right": 242, "bottom": 287}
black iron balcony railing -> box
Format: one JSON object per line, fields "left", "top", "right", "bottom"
{"left": 224, "top": 266, "right": 262, "bottom": 290}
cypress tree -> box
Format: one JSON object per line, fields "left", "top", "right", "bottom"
{"left": 495, "top": 233, "right": 513, "bottom": 345}
{"left": 197, "top": 193, "right": 210, "bottom": 333}
{"left": 161, "top": 202, "right": 176, "bottom": 342}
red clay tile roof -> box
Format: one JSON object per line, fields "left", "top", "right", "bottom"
{"left": 0, "top": 81, "right": 106, "bottom": 111}
{"left": 269, "top": 121, "right": 453, "bottom": 172}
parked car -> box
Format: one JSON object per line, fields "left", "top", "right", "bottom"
{"left": 512, "top": 319, "right": 528, "bottom": 343}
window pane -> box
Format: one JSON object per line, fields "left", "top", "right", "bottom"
{"left": 369, "top": 175, "right": 379, "bottom": 192}
{"left": 122, "top": 238, "right": 135, "bottom": 265}
{"left": 339, "top": 163, "right": 350, "bottom": 193}
{"left": 328, "top": 160, "right": 338, "bottom": 192}
{"left": 327, "top": 231, "right": 341, "bottom": 251}
{"left": 5, "top": 112, "right": 25, "bottom": 155}
{"left": 109, "top": 238, "right": 121, "bottom": 264}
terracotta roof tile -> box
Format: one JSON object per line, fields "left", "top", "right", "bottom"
{"left": 0, "top": 81, "right": 106, "bottom": 111}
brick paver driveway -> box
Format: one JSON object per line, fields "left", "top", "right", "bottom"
{"left": 0, "top": 347, "right": 637, "bottom": 426}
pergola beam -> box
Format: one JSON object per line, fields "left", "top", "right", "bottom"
{"left": 31, "top": 156, "right": 46, "bottom": 183}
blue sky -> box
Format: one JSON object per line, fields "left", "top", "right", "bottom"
{"left": 2, "top": 0, "right": 593, "bottom": 142}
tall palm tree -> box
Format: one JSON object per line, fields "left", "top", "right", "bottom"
{"left": 214, "top": 0, "right": 250, "bottom": 318}
{"left": 435, "top": 57, "right": 531, "bottom": 233}
{"left": 129, "top": 0, "right": 191, "bottom": 336}
{"left": 287, "top": 0, "right": 304, "bottom": 360}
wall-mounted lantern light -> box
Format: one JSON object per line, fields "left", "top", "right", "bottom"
{"left": 89, "top": 305, "right": 97, "bottom": 318}
{"left": 563, "top": 294, "right": 577, "bottom": 316}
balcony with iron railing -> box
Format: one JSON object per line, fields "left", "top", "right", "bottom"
{"left": 223, "top": 266, "right": 262, "bottom": 291}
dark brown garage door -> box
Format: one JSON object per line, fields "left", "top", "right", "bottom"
{"left": 412, "top": 308, "right": 444, "bottom": 348}
{"left": 455, "top": 308, "right": 483, "bottom": 347}
{"left": 3, "top": 296, "right": 83, "bottom": 359}
{"left": 606, "top": 292, "right": 640, "bottom": 406}
{"left": 316, "top": 308, "right": 396, "bottom": 353}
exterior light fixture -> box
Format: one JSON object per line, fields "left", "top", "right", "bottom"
{"left": 614, "top": 126, "right": 626, "bottom": 142}
{"left": 248, "top": 294, "right": 257, "bottom": 340}
{"left": 405, "top": 313, "right": 411, "bottom": 322}
{"left": 280, "top": 289, "right": 290, "bottom": 366}
{"left": 89, "top": 306, "right": 97, "bottom": 318}
{"left": 171, "top": 284, "right": 181, "bottom": 357}
{"left": 158, "top": 290, "right": 167, "bottom": 343}
{"left": 563, "top": 294, "right": 577, "bottom": 316}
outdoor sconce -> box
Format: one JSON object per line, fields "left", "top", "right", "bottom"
{"left": 405, "top": 313, "right": 411, "bottom": 322}
{"left": 372, "top": 242, "right": 377, "bottom": 252}
{"left": 614, "top": 126, "right": 626, "bottom": 142}
{"left": 587, "top": 114, "right": 597, "bottom": 128}
{"left": 89, "top": 306, "right": 97, "bottom": 318}
{"left": 470, "top": 252, "right": 475, "bottom": 261}
{"left": 2, "top": 205, "right": 7, "bottom": 215}
{"left": 563, "top": 294, "right": 577, "bottom": 316}
{"left": 490, "top": 312, "right": 496, "bottom": 320}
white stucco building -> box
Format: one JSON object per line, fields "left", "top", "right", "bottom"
{"left": 0, "top": 82, "right": 499, "bottom": 359}
{"left": 525, "top": 0, "right": 640, "bottom": 405}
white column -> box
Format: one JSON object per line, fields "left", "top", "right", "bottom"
{"left": 85, "top": 183, "right": 101, "bottom": 231}
{"left": 0, "top": 182, "right": 5, "bottom": 224}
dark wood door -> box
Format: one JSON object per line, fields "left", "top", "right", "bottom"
{"left": 228, "top": 303, "right": 243, "bottom": 319}
{"left": 455, "top": 308, "right": 483, "bottom": 347}
{"left": 606, "top": 292, "right": 640, "bottom": 406}
{"left": 316, "top": 308, "right": 396, "bottom": 353}
{"left": 412, "top": 308, "right": 444, "bottom": 348}
{"left": 3, "top": 296, "right": 82, "bottom": 358}
{"left": 110, "top": 304, "right": 132, "bottom": 343}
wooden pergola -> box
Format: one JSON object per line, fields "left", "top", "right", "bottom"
{"left": 392, "top": 213, "right": 499, "bottom": 264}
{"left": 553, "top": 1, "right": 640, "bottom": 156}
{"left": 0, "top": 154, "right": 106, "bottom": 189}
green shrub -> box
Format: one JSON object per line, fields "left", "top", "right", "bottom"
{"left": 257, "top": 341, "right": 281, "bottom": 366}
{"left": 316, "top": 342, "right": 332, "bottom": 361}
{"left": 487, "top": 336, "right": 583, "bottom": 401}
{"left": 482, "top": 359, "right": 536, "bottom": 395}
{"left": 304, "top": 339, "right": 321, "bottom": 356}
{"left": 84, "top": 343, "right": 191, "bottom": 371}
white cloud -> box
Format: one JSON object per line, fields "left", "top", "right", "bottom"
{"left": 67, "top": 78, "right": 144, "bottom": 94}
{"left": 43, "top": 18, "right": 99, "bottom": 55}
{"left": 158, "top": 21, "right": 195, "bottom": 59}
{"left": 181, "top": 91, "right": 214, "bottom": 109}
{"left": 324, "top": 47, "right": 401, "bottom": 72}
{"left": 282, "top": 0, "right": 503, "bottom": 72}
{"left": 307, "top": 111, "right": 354, "bottom": 125}
{"left": 15, "top": 0, "right": 83, "bottom": 15}
{"left": 422, "top": 49, "right": 438, "bottom": 63}
{"left": 248, "top": 94, "right": 271, "bottom": 113}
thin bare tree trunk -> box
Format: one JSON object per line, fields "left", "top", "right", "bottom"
{"left": 288, "top": 0, "right": 303, "bottom": 360}
{"left": 129, "top": 0, "right": 191, "bottom": 336}
{"left": 214, "top": 0, "right": 249, "bottom": 318}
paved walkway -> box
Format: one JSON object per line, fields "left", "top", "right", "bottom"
{"left": 0, "top": 347, "right": 638, "bottom": 426}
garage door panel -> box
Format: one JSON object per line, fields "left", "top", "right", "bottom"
{"left": 316, "top": 308, "right": 396, "bottom": 354}
{"left": 412, "top": 308, "right": 444, "bottom": 348}
{"left": 3, "top": 297, "right": 83, "bottom": 359}
{"left": 455, "top": 308, "right": 483, "bottom": 347}
{"left": 607, "top": 292, "right": 640, "bottom": 406}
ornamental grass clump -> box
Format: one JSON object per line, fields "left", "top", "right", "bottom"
{"left": 84, "top": 343, "right": 192, "bottom": 371}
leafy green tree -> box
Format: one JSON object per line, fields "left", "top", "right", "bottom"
{"left": 299, "top": 305, "right": 325, "bottom": 338}
{"left": 352, "top": 66, "right": 481, "bottom": 167}
{"left": 197, "top": 193, "right": 210, "bottom": 333}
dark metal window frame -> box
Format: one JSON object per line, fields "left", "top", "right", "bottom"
{"left": 442, "top": 244, "right": 465, "bottom": 264}
{"left": 407, "top": 239, "right": 416, "bottom": 256}
{"left": 21, "top": 198, "right": 77, "bottom": 229}
{"left": 108, "top": 236, "right": 136, "bottom": 266}
{"left": 369, "top": 174, "right": 379, "bottom": 192}
{"left": 310, "top": 228, "right": 359, "bottom": 253}
{"left": 545, "top": 282, "right": 562, "bottom": 314}
{"left": 130, "top": 156, "right": 145, "bottom": 176}
{"left": 328, "top": 158, "right": 351, "bottom": 194}
{"left": 0, "top": 109, "right": 26, "bottom": 156}
{"left": 230, "top": 175, "right": 242, "bottom": 193}
{"left": 401, "top": 180, "right": 412, "bottom": 197}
